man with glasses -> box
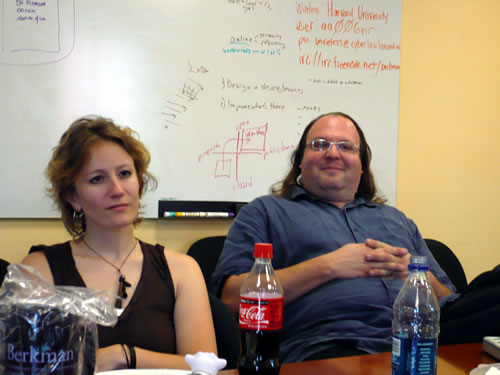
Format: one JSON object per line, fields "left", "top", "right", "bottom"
{"left": 212, "top": 112, "right": 457, "bottom": 363}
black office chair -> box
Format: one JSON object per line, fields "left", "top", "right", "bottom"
{"left": 187, "top": 236, "right": 227, "bottom": 294}
{"left": 424, "top": 238, "right": 467, "bottom": 293}
{"left": 0, "top": 258, "right": 9, "bottom": 285}
{"left": 208, "top": 293, "right": 240, "bottom": 369}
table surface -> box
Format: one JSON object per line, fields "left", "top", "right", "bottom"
{"left": 219, "top": 343, "right": 497, "bottom": 375}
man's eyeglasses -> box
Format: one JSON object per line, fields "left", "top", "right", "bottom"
{"left": 309, "top": 139, "right": 359, "bottom": 153}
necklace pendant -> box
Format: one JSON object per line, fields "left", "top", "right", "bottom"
{"left": 116, "top": 274, "right": 132, "bottom": 308}
{"left": 81, "top": 238, "right": 138, "bottom": 309}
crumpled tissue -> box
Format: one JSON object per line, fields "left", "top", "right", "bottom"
{"left": 185, "top": 351, "right": 227, "bottom": 375}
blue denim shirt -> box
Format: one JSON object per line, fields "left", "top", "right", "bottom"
{"left": 212, "top": 186, "right": 457, "bottom": 363}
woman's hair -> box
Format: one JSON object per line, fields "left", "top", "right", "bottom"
{"left": 46, "top": 115, "right": 157, "bottom": 237}
{"left": 271, "top": 112, "right": 385, "bottom": 203}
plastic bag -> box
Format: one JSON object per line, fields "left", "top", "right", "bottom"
{"left": 0, "top": 264, "right": 118, "bottom": 374}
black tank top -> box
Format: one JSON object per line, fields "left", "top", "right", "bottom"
{"left": 29, "top": 240, "right": 177, "bottom": 353}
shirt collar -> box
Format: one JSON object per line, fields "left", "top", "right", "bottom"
{"left": 290, "top": 185, "right": 377, "bottom": 208}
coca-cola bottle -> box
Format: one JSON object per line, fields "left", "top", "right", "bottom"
{"left": 238, "top": 243, "right": 283, "bottom": 375}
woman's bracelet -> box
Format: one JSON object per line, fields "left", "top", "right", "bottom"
{"left": 120, "top": 344, "right": 130, "bottom": 369}
{"left": 127, "top": 345, "right": 136, "bottom": 369}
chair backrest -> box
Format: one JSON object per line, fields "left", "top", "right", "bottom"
{"left": 0, "top": 259, "right": 9, "bottom": 285}
{"left": 208, "top": 293, "right": 240, "bottom": 369}
{"left": 424, "top": 238, "right": 467, "bottom": 293}
{"left": 187, "top": 236, "right": 227, "bottom": 294}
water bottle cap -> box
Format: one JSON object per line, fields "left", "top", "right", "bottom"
{"left": 254, "top": 243, "right": 273, "bottom": 258}
{"left": 408, "top": 256, "right": 429, "bottom": 271}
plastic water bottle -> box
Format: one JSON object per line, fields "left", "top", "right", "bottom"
{"left": 238, "top": 243, "right": 283, "bottom": 375}
{"left": 392, "top": 256, "right": 440, "bottom": 375}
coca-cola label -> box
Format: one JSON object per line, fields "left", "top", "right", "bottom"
{"left": 239, "top": 296, "right": 283, "bottom": 330}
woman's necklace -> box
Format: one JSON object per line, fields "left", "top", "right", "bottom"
{"left": 81, "top": 237, "right": 138, "bottom": 308}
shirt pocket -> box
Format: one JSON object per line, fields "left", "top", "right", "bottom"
{"left": 372, "top": 213, "right": 415, "bottom": 251}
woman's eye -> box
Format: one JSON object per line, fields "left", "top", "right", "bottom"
{"left": 120, "top": 170, "right": 132, "bottom": 178}
{"left": 89, "top": 176, "right": 103, "bottom": 184}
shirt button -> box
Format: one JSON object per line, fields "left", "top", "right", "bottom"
{"left": 353, "top": 228, "right": 358, "bottom": 232}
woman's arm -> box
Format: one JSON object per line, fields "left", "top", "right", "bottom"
{"left": 97, "top": 344, "right": 196, "bottom": 371}
{"left": 21, "top": 251, "right": 55, "bottom": 284}
{"left": 98, "top": 252, "right": 217, "bottom": 371}
{"left": 168, "top": 251, "right": 218, "bottom": 356}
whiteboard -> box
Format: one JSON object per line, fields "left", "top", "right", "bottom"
{"left": 0, "top": 0, "right": 402, "bottom": 218}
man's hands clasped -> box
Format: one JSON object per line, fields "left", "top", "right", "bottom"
{"left": 364, "top": 238, "right": 410, "bottom": 279}
{"left": 322, "top": 238, "right": 410, "bottom": 280}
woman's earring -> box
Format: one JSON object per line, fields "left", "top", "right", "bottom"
{"left": 73, "top": 209, "right": 85, "bottom": 235}
{"left": 73, "top": 209, "right": 83, "bottom": 221}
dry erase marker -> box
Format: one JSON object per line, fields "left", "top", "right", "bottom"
{"left": 164, "top": 211, "right": 191, "bottom": 217}
{"left": 163, "top": 212, "right": 234, "bottom": 217}
{"left": 204, "top": 212, "right": 235, "bottom": 217}
{"left": 175, "top": 212, "right": 199, "bottom": 217}
{"left": 163, "top": 211, "right": 187, "bottom": 217}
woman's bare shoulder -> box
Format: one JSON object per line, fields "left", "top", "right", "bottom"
{"left": 163, "top": 250, "right": 199, "bottom": 271}
{"left": 21, "top": 251, "right": 54, "bottom": 284}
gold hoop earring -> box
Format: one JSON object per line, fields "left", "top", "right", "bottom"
{"left": 73, "top": 209, "right": 86, "bottom": 236}
{"left": 73, "top": 209, "right": 83, "bottom": 220}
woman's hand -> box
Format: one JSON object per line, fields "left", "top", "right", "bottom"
{"left": 96, "top": 344, "right": 128, "bottom": 372}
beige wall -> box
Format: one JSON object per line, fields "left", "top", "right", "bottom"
{"left": 1, "top": 1, "right": 499, "bottom": 282}
{"left": 396, "top": 0, "right": 500, "bottom": 281}
{"left": 0, "top": 218, "right": 232, "bottom": 264}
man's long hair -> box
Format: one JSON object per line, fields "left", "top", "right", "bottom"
{"left": 271, "top": 112, "right": 385, "bottom": 203}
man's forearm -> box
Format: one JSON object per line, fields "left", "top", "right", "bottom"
{"left": 221, "top": 254, "right": 337, "bottom": 314}
{"left": 275, "top": 256, "right": 337, "bottom": 303}
{"left": 428, "top": 271, "right": 454, "bottom": 300}
{"left": 220, "top": 273, "right": 249, "bottom": 315}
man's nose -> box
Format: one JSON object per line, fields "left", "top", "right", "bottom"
{"left": 325, "top": 143, "right": 341, "bottom": 158}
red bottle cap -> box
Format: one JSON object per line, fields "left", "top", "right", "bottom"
{"left": 254, "top": 243, "right": 273, "bottom": 258}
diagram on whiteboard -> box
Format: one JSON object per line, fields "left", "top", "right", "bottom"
{"left": 215, "top": 121, "right": 267, "bottom": 179}
{"left": 0, "top": 0, "right": 75, "bottom": 65}
{"left": 197, "top": 120, "right": 296, "bottom": 191}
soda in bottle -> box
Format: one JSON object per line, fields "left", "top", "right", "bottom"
{"left": 392, "top": 256, "right": 440, "bottom": 375}
{"left": 238, "top": 243, "right": 283, "bottom": 375}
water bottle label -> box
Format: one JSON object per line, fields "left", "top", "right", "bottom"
{"left": 239, "top": 296, "right": 283, "bottom": 330}
{"left": 392, "top": 336, "right": 437, "bottom": 375}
